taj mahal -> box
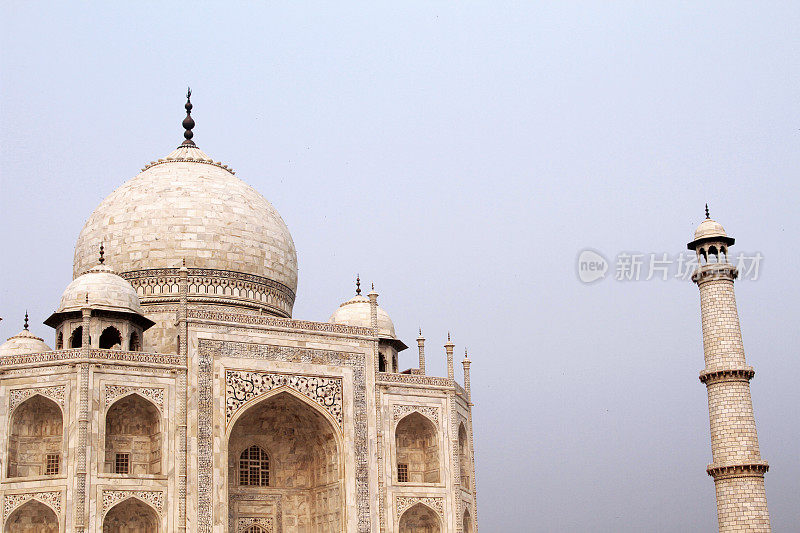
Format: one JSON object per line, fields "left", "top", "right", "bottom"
{"left": 0, "top": 92, "right": 477, "bottom": 532}
{"left": 0, "top": 91, "right": 774, "bottom": 533}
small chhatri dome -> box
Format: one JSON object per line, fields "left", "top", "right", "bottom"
{"left": 0, "top": 314, "right": 52, "bottom": 356}
{"left": 687, "top": 205, "right": 735, "bottom": 249}
{"left": 328, "top": 280, "right": 407, "bottom": 350}
{"left": 57, "top": 263, "right": 142, "bottom": 315}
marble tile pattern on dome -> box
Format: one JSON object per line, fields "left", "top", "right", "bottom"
{"left": 0, "top": 93, "right": 478, "bottom": 533}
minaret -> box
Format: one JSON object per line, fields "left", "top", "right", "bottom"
{"left": 687, "top": 206, "right": 770, "bottom": 531}
{"left": 417, "top": 328, "right": 426, "bottom": 374}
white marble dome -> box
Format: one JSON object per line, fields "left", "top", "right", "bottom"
{"left": 0, "top": 328, "right": 51, "bottom": 356}
{"left": 72, "top": 145, "right": 298, "bottom": 295}
{"left": 329, "top": 294, "right": 397, "bottom": 338}
{"left": 694, "top": 218, "right": 728, "bottom": 241}
{"left": 58, "top": 264, "right": 143, "bottom": 315}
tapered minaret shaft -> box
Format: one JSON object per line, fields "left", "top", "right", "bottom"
{"left": 688, "top": 210, "right": 770, "bottom": 531}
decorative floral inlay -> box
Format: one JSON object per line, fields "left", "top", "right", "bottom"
{"left": 238, "top": 517, "right": 275, "bottom": 532}
{"left": 3, "top": 491, "right": 62, "bottom": 520}
{"left": 9, "top": 385, "right": 66, "bottom": 412}
{"left": 102, "top": 490, "right": 164, "bottom": 516}
{"left": 104, "top": 384, "right": 165, "bottom": 411}
{"left": 392, "top": 404, "right": 440, "bottom": 428}
{"left": 395, "top": 496, "right": 444, "bottom": 519}
{"left": 226, "top": 370, "right": 343, "bottom": 429}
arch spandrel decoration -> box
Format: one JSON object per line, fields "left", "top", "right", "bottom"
{"left": 2, "top": 491, "right": 63, "bottom": 522}
{"left": 237, "top": 516, "right": 275, "bottom": 532}
{"left": 396, "top": 496, "right": 445, "bottom": 521}
{"left": 8, "top": 385, "right": 66, "bottom": 413}
{"left": 101, "top": 490, "right": 164, "bottom": 517}
{"left": 225, "top": 370, "right": 343, "bottom": 429}
{"left": 104, "top": 384, "right": 165, "bottom": 411}
{"left": 392, "top": 404, "right": 440, "bottom": 428}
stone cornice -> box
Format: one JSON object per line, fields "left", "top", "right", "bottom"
{"left": 707, "top": 461, "right": 769, "bottom": 480}
{"left": 699, "top": 366, "right": 755, "bottom": 385}
{"left": 187, "top": 308, "right": 374, "bottom": 337}
{"left": 692, "top": 264, "right": 738, "bottom": 284}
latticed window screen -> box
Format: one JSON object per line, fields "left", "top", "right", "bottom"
{"left": 115, "top": 453, "right": 129, "bottom": 474}
{"left": 45, "top": 454, "right": 60, "bottom": 475}
{"left": 397, "top": 463, "right": 409, "bottom": 482}
{"left": 239, "top": 445, "right": 270, "bottom": 486}
{"left": 243, "top": 526, "right": 267, "bottom": 533}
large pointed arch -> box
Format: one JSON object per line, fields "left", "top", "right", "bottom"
{"left": 102, "top": 495, "right": 159, "bottom": 532}
{"left": 399, "top": 502, "right": 441, "bottom": 533}
{"left": 227, "top": 389, "right": 344, "bottom": 532}
{"left": 4, "top": 499, "right": 59, "bottom": 533}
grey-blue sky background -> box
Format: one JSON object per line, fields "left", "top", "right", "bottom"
{"left": 1, "top": 3, "right": 798, "bottom": 531}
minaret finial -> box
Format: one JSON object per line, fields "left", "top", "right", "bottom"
{"left": 356, "top": 274, "right": 361, "bottom": 295}
{"left": 99, "top": 242, "right": 105, "bottom": 264}
{"left": 447, "top": 331, "right": 451, "bottom": 342}
{"left": 705, "top": 203, "right": 710, "bottom": 219}
{"left": 23, "top": 311, "right": 28, "bottom": 330}
{"left": 181, "top": 87, "right": 196, "bottom": 148}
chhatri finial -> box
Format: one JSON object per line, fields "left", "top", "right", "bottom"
{"left": 99, "top": 242, "right": 105, "bottom": 264}
{"left": 447, "top": 331, "right": 451, "bottom": 342}
{"left": 356, "top": 274, "right": 361, "bottom": 295}
{"left": 181, "top": 87, "right": 196, "bottom": 148}
{"left": 23, "top": 311, "right": 29, "bottom": 330}
{"left": 705, "top": 203, "right": 710, "bottom": 219}
{"left": 419, "top": 327, "right": 422, "bottom": 336}
{"left": 371, "top": 282, "right": 374, "bottom": 290}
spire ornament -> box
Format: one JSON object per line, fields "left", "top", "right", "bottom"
{"left": 705, "top": 203, "right": 710, "bottom": 219}
{"left": 99, "top": 242, "right": 105, "bottom": 264}
{"left": 181, "top": 87, "right": 196, "bottom": 148}
{"left": 23, "top": 311, "right": 29, "bottom": 330}
{"left": 356, "top": 274, "right": 361, "bottom": 295}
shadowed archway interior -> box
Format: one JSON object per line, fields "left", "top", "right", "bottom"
{"left": 228, "top": 391, "right": 343, "bottom": 532}
{"left": 399, "top": 503, "right": 441, "bottom": 533}
{"left": 4, "top": 500, "right": 58, "bottom": 533}
{"left": 102, "top": 498, "right": 159, "bottom": 532}
{"left": 7, "top": 395, "right": 62, "bottom": 478}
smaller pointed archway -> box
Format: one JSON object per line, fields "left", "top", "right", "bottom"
{"left": 4, "top": 500, "right": 59, "bottom": 533}
{"left": 105, "top": 394, "right": 161, "bottom": 474}
{"left": 395, "top": 412, "right": 440, "bottom": 483}
{"left": 7, "top": 395, "right": 63, "bottom": 478}
{"left": 399, "top": 503, "right": 441, "bottom": 533}
{"left": 102, "top": 497, "right": 159, "bottom": 532}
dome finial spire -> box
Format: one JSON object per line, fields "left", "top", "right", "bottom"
{"left": 356, "top": 274, "right": 361, "bottom": 295}
{"left": 99, "top": 242, "right": 105, "bottom": 264}
{"left": 705, "top": 203, "right": 710, "bottom": 219}
{"left": 181, "top": 87, "right": 196, "bottom": 148}
{"left": 23, "top": 311, "right": 28, "bottom": 330}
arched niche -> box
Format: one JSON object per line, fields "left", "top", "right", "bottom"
{"left": 7, "top": 395, "right": 63, "bottom": 478}
{"left": 4, "top": 499, "right": 59, "bottom": 533}
{"left": 102, "top": 497, "right": 159, "bottom": 532}
{"left": 99, "top": 326, "right": 122, "bottom": 349}
{"left": 228, "top": 390, "right": 343, "bottom": 532}
{"left": 104, "top": 394, "right": 161, "bottom": 475}
{"left": 399, "top": 503, "right": 441, "bottom": 533}
{"left": 458, "top": 422, "right": 470, "bottom": 488}
{"left": 463, "top": 509, "right": 473, "bottom": 533}
{"left": 395, "top": 412, "right": 440, "bottom": 483}
{"left": 69, "top": 326, "right": 83, "bottom": 348}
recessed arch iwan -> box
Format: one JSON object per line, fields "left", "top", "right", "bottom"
{"left": 224, "top": 385, "right": 346, "bottom": 532}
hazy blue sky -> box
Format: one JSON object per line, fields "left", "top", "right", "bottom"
{"left": 2, "top": 3, "right": 798, "bottom": 531}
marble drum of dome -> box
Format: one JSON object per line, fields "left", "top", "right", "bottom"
{"left": 73, "top": 146, "right": 298, "bottom": 317}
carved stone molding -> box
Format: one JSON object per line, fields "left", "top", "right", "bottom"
{"left": 225, "top": 370, "right": 343, "bottom": 429}
{"left": 392, "top": 404, "right": 440, "bottom": 428}
{"left": 395, "top": 496, "right": 445, "bottom": 520}
{"left": 228, "top": 493, "right": 282, "bottom": 533}
{"left": 9, "top": 385, "right": 66, "bottom": 412}
{"left": 102, "top": 490, "right": 164, "bottom": 516}
{"left": 104, "top": 384, "right": 165, "bottom": 411}
{"left": 3, "top": 491, "right": 63, "bottom": 521}
{"left": 237, "top": 516, "right": 275, "bottom": 532}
